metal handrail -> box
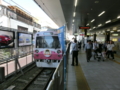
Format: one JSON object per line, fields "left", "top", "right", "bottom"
{"left": 46, "top": 43, "right": 70, "bottom": 90}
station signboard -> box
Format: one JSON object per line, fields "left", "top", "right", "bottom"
{"left": 79, "top": 26, "right": 90, "bottom": 29}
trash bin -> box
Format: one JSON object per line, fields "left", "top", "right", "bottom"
{"left": 0, "top": 67, "right": 5, "bottom": 83}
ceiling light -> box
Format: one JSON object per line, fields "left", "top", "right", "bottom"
{"left": 111, "top": 31, "right": 114, "bottom": 33}
{"left": 117, "top": 30, "right": 120, "bottom": 32}
{"left": 98, "top": 24, "right": 102, "bottom": 27}
{"left": 98, "top": 11, "right": 105, "bottom": 17}
{"left": 107, "top": 29, "right": 110, "bottom": 31}
{"left": 73, "top": 20, "right": 74, "bottom": 22}
{"left": 73, "top": 12, "right": 76, "bottom": 17}
{"left": 86, "top": 23, "right": 89, "bottom": 26}
{"left": 93, "top": 27, "right": 96, "bottom": 29}
{"left": 95, "top": 1, "right": 99, "bottom": 3}
{"left": 91, "top": 19, "right": 95, "bottom": 22}
{"left": 117, "top": 15, "right": 120, "bottom": 19}
{"left": 75, "top": 0, "right": 78, "bottom": 7}
{"left": 105, "top": 20, "right": 111, "bottom": 24}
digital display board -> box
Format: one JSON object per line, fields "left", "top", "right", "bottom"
{"left": 79, "top": 26, "right": 90, "bottom": 29}
{"left": 18, "top": 32, "right": 32, "bottom": 46}
{"left": 0, "top": 30, "right": 15, "bottom": 49}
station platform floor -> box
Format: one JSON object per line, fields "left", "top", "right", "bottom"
{"left": 67, "top": 49, "right": 120, "bottom": 90}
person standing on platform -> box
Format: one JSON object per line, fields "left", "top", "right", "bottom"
{"left": 85, "top": 40, "right": 92, "bottom": 62}
{"left": 71, "top": 39, "right": 79, "bottom": 66}
{"left": 93, "top": 40, "right": 99, "bottom": 59}
{"left": 107, "top": 40, "right": 115, "bottom": 60}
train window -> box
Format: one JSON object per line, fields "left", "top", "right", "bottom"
{"left": 36, "top": 36, "right": 60, "bottom": 48}
{"left": 44, "top": 32, "right": 53, "bottom": 35}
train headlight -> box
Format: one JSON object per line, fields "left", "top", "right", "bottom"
{"left": 57, "top": 50, "right": 61, "bottom": 54}
{"left": 35, "top": 50, "right": 39, "bottom": 53}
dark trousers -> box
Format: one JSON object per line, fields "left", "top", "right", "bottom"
{"left": 72, "top": 51, "right": 78, "bottom": 65}
{"left": 107, "top": 50, "right": 114, "bottom": 59}
{"left": 86, "top": 49, "right": 92, "bottom": 61}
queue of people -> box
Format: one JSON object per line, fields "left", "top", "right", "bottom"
{"left": 85, "top": 40, "right": 115, "bottom": 62}
{"left": 70, "top": 37, "right": 115, "bottom": 65}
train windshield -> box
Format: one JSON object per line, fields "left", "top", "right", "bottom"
{"left": 36, "top": 36, "right": 61, "bottom": 48}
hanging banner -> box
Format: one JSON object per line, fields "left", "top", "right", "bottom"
{"left": 58, "top": 26, "right": 66, "bottom": 52}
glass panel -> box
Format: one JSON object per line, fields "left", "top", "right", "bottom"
{"left": 36, "top": 36, "right": 60, "bottom": 48}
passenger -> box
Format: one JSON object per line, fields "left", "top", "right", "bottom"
{"left": 107, "top": 40, "right": 115, "bottom": 60}
{"left": 85, "top": 40, "right": 92, "bottom": 62}
{"left": 102, "top": 41, "right": 107, "bottom": 52}
{"left": 71, "top": 39, "right": 79, "bottom": 66}
{"left": 70, "top": 38, "right": 75, "bottom": 54}
{"left": 78, "top": 40, "right": 81, "bottom": 49}
{"left": 93, "top": 40, "right": 99, "bottom": 60}
{"left": 102, "top": 49, "right": 107, "bottom": 61}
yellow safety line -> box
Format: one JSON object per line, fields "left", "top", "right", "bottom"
{"left": 109, "top": 55, "right": 120, "bottom": 64}
{"left": 74, "top": 64, "right": 90, "bottom": 90}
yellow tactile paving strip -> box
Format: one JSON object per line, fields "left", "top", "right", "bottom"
{"left": 74, "top": 64, "right": 90, "bottom": 90}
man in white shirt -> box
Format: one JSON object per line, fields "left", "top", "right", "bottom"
{"left": 93, "top": 40, "right": 99, "bottom": 59}
{"left": 107, "top": 40, "right": 115, "bottom": 59}
{"left": 71, "top": 39, "right": 79, "bottom": 66}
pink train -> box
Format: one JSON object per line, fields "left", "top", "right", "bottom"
{"left": 34, "top": 30, "right": 63, "bottom": 68}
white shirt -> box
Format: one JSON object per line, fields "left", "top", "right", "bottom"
{"left": 107, "top": 44, "right": 114, "bottom": 50}
{"left": 93, "top": 43, "right": 99, "bottom": 50}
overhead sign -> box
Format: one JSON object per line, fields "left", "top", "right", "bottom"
{"left": 79, "top": 26, "right": 90, "bottom": 29}
{"left": 80, "top": 34, "right": 84, "bottom": 36}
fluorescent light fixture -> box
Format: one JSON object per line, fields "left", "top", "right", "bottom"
{"left": 98, "top": 11, "right": 105, "bottom": 17}
{"left": 105, "top": 20, "right": 111, "bottom": 24}
{"left": 117, "top": 29, "right": 120, "bottom": 32}
{"left": 111, "top": 31, "right": 114, "bottom": 32}
{"left": 93, "top": 26, "right": 96, "bottom": 29}
{"left": 113, "top": 27, "right": 117, "bottom": 30}
{"left": 75, "top": 0, "right": 78, "bottom": 7}
{"left": 73, "top": 12, "right": 76, "bottom": 17}
{"left": 102, "top": 30, "right": 105, "bottom": 33}
{"left": 98, "top": 24, "right": 102, "bottom": 27}
{"left": 117, "top": 15, "right": 120, "bottom": 19}
{"left": 86, "top": 23, "right": 89, "bottom": 26}
{"left": 73, "top": 20, "right": 74, "bottom": 22}
{"left": 91, "top": 19, "right": 95, "bottom": 22}
{"left": 107, "top": 29, "right": 110, "bottom": 31}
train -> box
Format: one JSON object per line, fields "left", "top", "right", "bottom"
{"left": 34, "top": 30, "right": 63, "bottom": 68}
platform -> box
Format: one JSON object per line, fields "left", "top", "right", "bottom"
{"left": 67, "top": 49, "right": 120, "bottom": 90}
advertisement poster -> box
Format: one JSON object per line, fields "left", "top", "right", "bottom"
{"left": 58, "top": 26, "right": 66, "bottom": 52}
{"left": 18, "top": 33, "right": 32, "bottom": 46}
{"left": 0, "top": 30, "right": 14, "bottom": 49}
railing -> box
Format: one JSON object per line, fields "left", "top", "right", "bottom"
{"left": 46, "top": 43, "right": 70, "bottom": 90}
{"left": 0, "top": 5, "right": 41, "bottom": 29}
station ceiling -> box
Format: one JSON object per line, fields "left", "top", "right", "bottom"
{"left": 34, "top": 0, "right": 120, "bottom": 34}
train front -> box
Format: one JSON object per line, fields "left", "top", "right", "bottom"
{"left": 34, "top": 32, "right": 63, "bottom": 68}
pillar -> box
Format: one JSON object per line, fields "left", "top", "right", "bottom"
{"left": 105, "top": 31, "right": 110, "bottom": 41}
